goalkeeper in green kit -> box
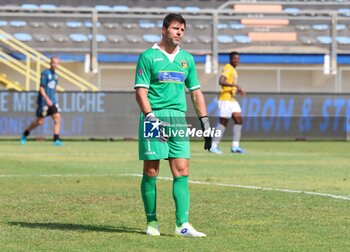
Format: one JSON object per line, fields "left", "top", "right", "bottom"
{"left": 134, "top": 13, "right": 212, "bottom": 237}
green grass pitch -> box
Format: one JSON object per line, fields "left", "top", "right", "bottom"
{"left": 0, "top": 141, "right": 349, "bottom": 251}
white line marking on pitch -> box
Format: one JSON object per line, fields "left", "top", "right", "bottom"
{"left": 1, "top": 173, "right": 349, "bottom": 201}
{"left": 122, "top": 173, "right": 350, "bottom": 201}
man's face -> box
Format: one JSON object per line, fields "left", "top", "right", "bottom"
{"left": 230, "top": 55, "right": 240, "bottom": 67}
{"left": 162, "top": 21, "right": 185, "bottom": 47}
{"left": 51, "top": 57, "right": 59, "bottom": 71}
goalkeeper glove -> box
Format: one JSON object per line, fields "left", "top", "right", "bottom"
{"left": 144, "top": 112, "right": 169, "bottom": 142}
{"left": 199, "top": 116, "right": 212, "bottom": 151}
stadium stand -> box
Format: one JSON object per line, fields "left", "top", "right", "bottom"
{"left": 0, "top": 1, "right": 349, "bottom": 55}
{"left": 1, "top": 0, "right": 350, "bottom": 91}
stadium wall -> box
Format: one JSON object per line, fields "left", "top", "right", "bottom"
{"left": 1, "top": 61, "right": 350, "bottom": 92}
{"left": 0, "top": 91, "right": 349, "bottom": 140}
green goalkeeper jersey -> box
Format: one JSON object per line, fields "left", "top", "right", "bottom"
{"left": 134, "top": 44, "right": 201, "bottom": 112}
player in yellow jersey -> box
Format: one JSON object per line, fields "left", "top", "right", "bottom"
{"left": 210, "top": 51, "right": 246, "bottom": 154}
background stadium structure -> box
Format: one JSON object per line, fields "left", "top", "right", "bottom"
{"left": 0, "top": 0, "right": 350, "bottom": 92}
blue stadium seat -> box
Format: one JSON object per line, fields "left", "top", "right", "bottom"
{"left": 338, "top": 8, "right": 350, "bottom": 17}
{"left": 336, "top": 24, "right": 346, "bottom": 31}
{"left": 95, "top": 5, "right": 112, "bottom": 11}
{"left": 9, "top": 21, "right": 27, "bottom": 28}
{"left": 234, "top": 35, "right": 251, "bottom": 44}
{"left": 139, "top": 20, "right": 156, "bottom": 29}
{"left": 166, "top": 6, "right": 183, "bottom": 12}
{"left": 70, "top": 34, "right": 88, "bottom": 42}
{"left": 312, "top": 24, "right": 329, "bottom": 31}
{"left": 156, "top": 20, "right": 163, "bottom": 28}
{"left": 184, "top": 6, "right": 201, "bottom": 13}
{"left": 217, "top": 35, "right": 234, "bottom": 43}
{"left": 84, "top": 21, "right": 101, "bottom": 28}
{"left": 336, "top": 36, "right": 350, "bottom": 45}
{"left": 66, "top": 21, "right": 83, "bottom": 28}
{"left": 283, "top": 8, "right": 300, "bottom": 16}
{"left": 230, "top": 23, "right": 245, "bottom": 30}
{"left": 40, "top": 4, "right": 57, "bottom": 10}
{"left": 217, "top": 23, "right": 228, "bottom": 30}
{"left": 143, "top": 34, "right": 161, "bottom": 43}
{"left": 317, "top": 36, "right": 332, "bottom": 45}
{"left": 88, "top": 34, "right": 107, "bottom": 43}
{"left": 113, "top": 5, "right": 129, "bottom": 11}
{"left": 14, "top": 33, "right": 32, "bottom": 42}
{"left": 0, "top": 21, "right": 7, "bottom": 27}
{"left": 21, "top": 4, "right": 38, "bottom": 9}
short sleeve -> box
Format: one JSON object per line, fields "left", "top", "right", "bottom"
{"left": 134, "top": 53, "right": 151, "bottom": 89}
{"left": 185, "top": 55, "right": 201, "bottom": 91}
{"left": 40, "top": 71, "right": 48, "bottom": 87}
{"left": 221, "top": 64, "right": 232, "bottom": 80}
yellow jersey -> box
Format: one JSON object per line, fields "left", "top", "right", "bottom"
{"left": 218, "top": 64, "right": 238, "bottom": 102}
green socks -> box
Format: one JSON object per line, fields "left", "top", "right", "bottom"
{"left": 173, "top": 176, "right": 190, "bottom": 227}
{"left": 141, "top": 175, "right": 190, "bottom": 227}
{"left": 141, "top": 175, "right": 158, "bottom": 223}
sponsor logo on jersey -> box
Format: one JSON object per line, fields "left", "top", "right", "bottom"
{"left": 138, "top": 68, "right": 143, "bottom": 76}
{"left": 181, "top": 60, "right": 187, "bottom": 69}
{"left": 48, "top": 80, "right": 56, "bottom": 89}
{"left": 154, "top": 58, "right": 164, "bottom": 62}
{"left": 158, "top": 71, "right": 185, "bottom": 83}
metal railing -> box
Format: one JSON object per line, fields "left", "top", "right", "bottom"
{"left": 0, "top": 29, "right": 99, "bottom": 91}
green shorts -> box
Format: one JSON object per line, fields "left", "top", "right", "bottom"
{"left": 138, "top": 109, "right": 190, "bottom": 160}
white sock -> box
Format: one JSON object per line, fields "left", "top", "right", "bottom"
{"left": 212, "top": 123, "right": 226, "bottom": 148}
{"left": 232, "top": 124, "right": 242, "bottom": 148}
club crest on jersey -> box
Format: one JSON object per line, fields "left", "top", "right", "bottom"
{"left": 181, "top": 60, "right": 187, "bottom": 69}
{"left": 138, "top": 68, "right": 143, "bottom": 76}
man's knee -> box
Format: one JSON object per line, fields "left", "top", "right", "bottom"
{"left": 143, "top": 160, "right": 160, "bottom": 177}
{"left": 232, "top": 113, "right": 243, "bottom": 124}
{"left": 219, "top": 117, "right": 229, "bottom": 126}
{"left": 37, "top": 118, "right": 44, "bottom": 126}
{"left": 53, "top": 113, "right": 61, "bottom": 123}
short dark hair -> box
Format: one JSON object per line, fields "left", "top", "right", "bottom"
{"left": 162, "top": 13, "right": 186, "bottom": 29}
{"left": 230, "top": 51, "right": 239, "bottom": 58}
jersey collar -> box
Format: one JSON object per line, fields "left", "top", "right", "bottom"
{"left": 152, "top": 43, "right": 181, "bottom": 63}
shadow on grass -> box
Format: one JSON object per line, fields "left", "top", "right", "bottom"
{"left": 8, "top": 221, "right": 146, "bottom": 235}
{"left": 8, "top": 221, "right": 173, "bottom": 237}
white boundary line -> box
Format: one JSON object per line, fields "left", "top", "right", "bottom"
{"left": 122, "top": 173, "right": 350, "bottom": 201}
{"left": 1, "top": 173, "right": 349, "bottom": 201}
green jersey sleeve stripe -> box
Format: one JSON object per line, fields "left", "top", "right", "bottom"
{"left": 134, "top": 84, "right": 149, "bottom": 89}
{"left": 188, "top": 85, "right": 201, "bottom": 91}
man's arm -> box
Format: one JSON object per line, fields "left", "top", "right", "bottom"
{"left": 190, "top": 89, "right": 208, "bottom": 117}
{"left": 219, "top": 75, "right": 235, "bottom": 87}
{"left": 219, "top": 75, "right": 245, "bottom": 96}
{"left": 40, "top": 86, "right": 53, "bottom": 106}
{"left": 135, "top": 87, "right": 152, "bottom": 115}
